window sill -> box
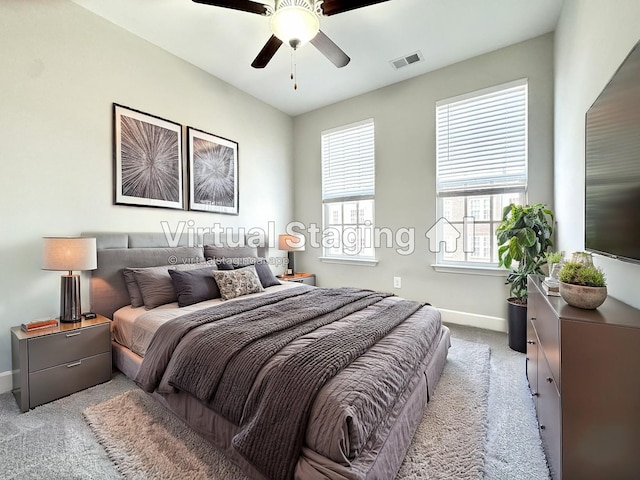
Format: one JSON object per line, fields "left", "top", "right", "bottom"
{"left": 432, "top": 263, "right": 509, "bottom": 277}
{"left": 319, "top": 256, "right": 378, "bottom": 267}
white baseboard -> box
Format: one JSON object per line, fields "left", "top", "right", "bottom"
{"left": 0, "top": 370, "right": 13, "bottom": 394}
{"left": 440, "top": 308, "right": 507, "bottom": 333}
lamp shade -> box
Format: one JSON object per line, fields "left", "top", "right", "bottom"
{"left": 278, "top": 233, "right": 306, "bottom": 252}
{"left": 270, "top": 5, "right": 319, "bottom": 47}
{"left": 42, "top": 237, "right": 97, "bottom": 272}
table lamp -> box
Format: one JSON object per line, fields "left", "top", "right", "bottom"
{"left": 42, "top": 237, "right": 97, "bottom": 323}
{"left": 278, "top": 233, "right": 305, "bottom": 275}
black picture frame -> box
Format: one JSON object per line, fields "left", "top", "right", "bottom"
{"left": 187, "top": 126, "right": 239, "bottom": 215}
{"left": 113, "top": 104, "right": 184, "bottom": 210}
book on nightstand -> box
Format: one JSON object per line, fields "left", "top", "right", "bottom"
{"left": 21, "top": 319, "right": 59, "bottom": 332}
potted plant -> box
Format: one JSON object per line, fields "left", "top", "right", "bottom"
{"left": 496, "top": 203, "right": 554, "bottom": 352}
{"left": 545, "top": 251, "right": 563, "bottom": 269}
{"left": 558, "top": 261, "right": 607, "bottom": 309}
{"left": 544, "top": 251, "right": 564, "bottom": 281}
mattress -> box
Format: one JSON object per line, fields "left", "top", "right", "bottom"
{"left": 112, "top": 281, "right": 300, "bottom": 355}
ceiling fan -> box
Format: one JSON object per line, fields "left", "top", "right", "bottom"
{"left": 192, "top": 0, "right": 391, "bottom": 69}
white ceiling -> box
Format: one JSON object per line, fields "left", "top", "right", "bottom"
{"left": 71, "top": 0, "right": 562, "bottom": 116}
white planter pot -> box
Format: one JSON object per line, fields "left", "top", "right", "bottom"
{"left": 559, "top": 282, "right": 607, "bottom": 309}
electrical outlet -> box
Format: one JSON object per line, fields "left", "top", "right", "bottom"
{"left": 393, "top": 276, "right": 402, "bottom": 289}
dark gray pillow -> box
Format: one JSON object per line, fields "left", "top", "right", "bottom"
{"left": 234, "top": 258, "right": 280, "bottom": 288}
{"left": 169, "top": 267, "right": 220, "bottom": 307}
{"left": 211, "top": 265, "right": 264, "bottom": 300}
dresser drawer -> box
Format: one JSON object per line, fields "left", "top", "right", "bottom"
{"left": 29, "top": 352, "right": 111, "bottom": 408}
{"left": 533, "top": 297, "right": 560, "bottom": 387}
{"left": 28, "top": 324, "right": 110, "bottom": 372}
{"left": 537, "top": 351, "right": 561, "bottom": 480}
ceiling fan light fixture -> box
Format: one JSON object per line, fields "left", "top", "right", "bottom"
{"left": 270, "top": 6, "right": 320, "bottom": 48}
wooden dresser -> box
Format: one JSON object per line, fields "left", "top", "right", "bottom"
{"left": 526, "top": 275, "right": 640, "bottom": 480}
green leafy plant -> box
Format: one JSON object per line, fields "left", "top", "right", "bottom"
{"left": 496, "top": 203, "right": 554, "bottom": 302}
{"left": 545, "top": 251, "right": 564, "bottom": 264}
{"left": 558, "top": 262, "right": 606, "bottom": 287}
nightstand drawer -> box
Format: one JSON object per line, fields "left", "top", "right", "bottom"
{"left": 28, "top": 324, "right": 110, "bottom": 372}
{"left": 29, "top": 351, "right": 111, "bottom": 408}
{"left": 278, "top": 273, "right": 316, "bottom": 286}
{"left": 296, "top": 276, "right": 316, "bottom": 285}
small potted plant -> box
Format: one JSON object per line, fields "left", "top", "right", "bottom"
{"left": 497, "top": 203, "right": 554, "bottom": 352}
{"left": 545, "top": 251, "right": 564, "bottom": 281}
{"left": 558, "top": 261, "right": 607, "bottom": 309}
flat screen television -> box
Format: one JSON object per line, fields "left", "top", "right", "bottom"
{"left": 585, "top": 39, "right": 640, "bottom": 264}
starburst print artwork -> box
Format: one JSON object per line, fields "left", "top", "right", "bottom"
{"left": 114, "top": 104, "right": 184, "bottom": 210}
{"left": 121, "top": 116, "right": 180, "bottom": 202}
{"left": 188, "top": 127, "right": 239, "bottom": 215}
{"left": 193, "top": 139, "right": 235, "bottom": 207}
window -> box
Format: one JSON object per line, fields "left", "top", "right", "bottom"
{"left": 435, "top": 80, "right": 527, "bottom": 267}
{"left": 322, "top": 119, "right": 375, "bottom": 260}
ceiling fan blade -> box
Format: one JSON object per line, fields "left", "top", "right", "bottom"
{"left": 310, "top": 30, "right": 350, "bottom": 68}
{"left": 251, "top": 35, "right": 283, "bottom": 68}
{"left": 191, "top": 0, "right": 270, "bottom": 16}
{"left": 320, "top": 0, "right": 390, "bottom": 16}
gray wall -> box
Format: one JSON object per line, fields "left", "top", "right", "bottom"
{"left": 554, "top": 0, "right": 640, "bottom": 309}
{"left": 292, "top": 34, "right": 555, "bottom": 328}
{"left": 0, "top": 0, "right": 293, "bottom": 377}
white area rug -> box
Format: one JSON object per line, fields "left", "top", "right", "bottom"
{"left": 83, "top": 338, "right": 490, "bottom": 479}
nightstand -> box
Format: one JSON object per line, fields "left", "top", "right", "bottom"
{"left": 11, "top": 315, "right": 112, "bottom": 412}
{"left": 277, "top": 272, "right": 316, "bottom": 286}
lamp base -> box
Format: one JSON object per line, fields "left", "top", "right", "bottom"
{"left": 60, "top": 274, "right": 82, "bottom": 323}
{"left": 288, "top": 251, "right": 296, "bottom": 275}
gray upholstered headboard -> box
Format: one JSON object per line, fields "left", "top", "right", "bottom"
{"left": 83, "top": 232, "right": 269, "bottom": 319}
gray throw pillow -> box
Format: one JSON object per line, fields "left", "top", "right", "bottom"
{"left": 123, "top": 268, "right": 145, "bottom": 308}
{"left": 211, "top": 265, "right": 264, "bottom": 300}
{"left": 131, "top": 263, "right": 209, "bottom": 309}
{"left": 169, "top": 267, "right": 220, "bottom": 307}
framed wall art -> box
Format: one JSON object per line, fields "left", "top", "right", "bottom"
{"left": 187, "top": 127, "right": 239, "bottom": 215}
{"left": 113, "top": 104, "right": 184, "bottom": 210}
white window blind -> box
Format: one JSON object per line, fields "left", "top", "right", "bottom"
{"left": 436, "top": 80, "right": 527, "bottom": 195}
{"left": 322, "top": 119, "right": 375, "bottom": 202}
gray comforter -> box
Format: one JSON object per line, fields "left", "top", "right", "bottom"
{"left": 135, "top": 286, "right": 442, "bottom": 480}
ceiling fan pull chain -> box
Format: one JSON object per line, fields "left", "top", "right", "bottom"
{"left": 290, "top": 47, "right": 298, "bottom": 90}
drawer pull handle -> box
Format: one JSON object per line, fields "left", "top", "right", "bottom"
{"left": 66, "top": 332, "right": 81, "bottom": 338}
{"left": 532, "top": 392, "right": 539, "bottom": 397}
{"left": 540, "top": 425, "right": 546, "bottom": 430}
{"left": 531, "top": 317, "right": 536, "bottom": 321}
{"left": 546, "top": 377, "right": 553, "bottom": 383}
{"left": 527, "top": 340, "right": 535, "bottom": 345}
{"left": 67, "top": 361, "right": 82, "bottom": 368}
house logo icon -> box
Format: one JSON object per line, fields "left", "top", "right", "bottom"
{"left": 425, "top": 217, "right": 475, "bottom": 254}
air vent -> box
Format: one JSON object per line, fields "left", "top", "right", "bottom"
{"left": 390, "top": 51, "right": 424, "bottom": 70}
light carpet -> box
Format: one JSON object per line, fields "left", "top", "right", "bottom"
{"left": 83, "top": 338, "right": 490, "bottom": 479}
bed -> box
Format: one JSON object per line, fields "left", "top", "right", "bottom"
{"left": 86, "top": 232, "right": 450, "bottom": 480}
